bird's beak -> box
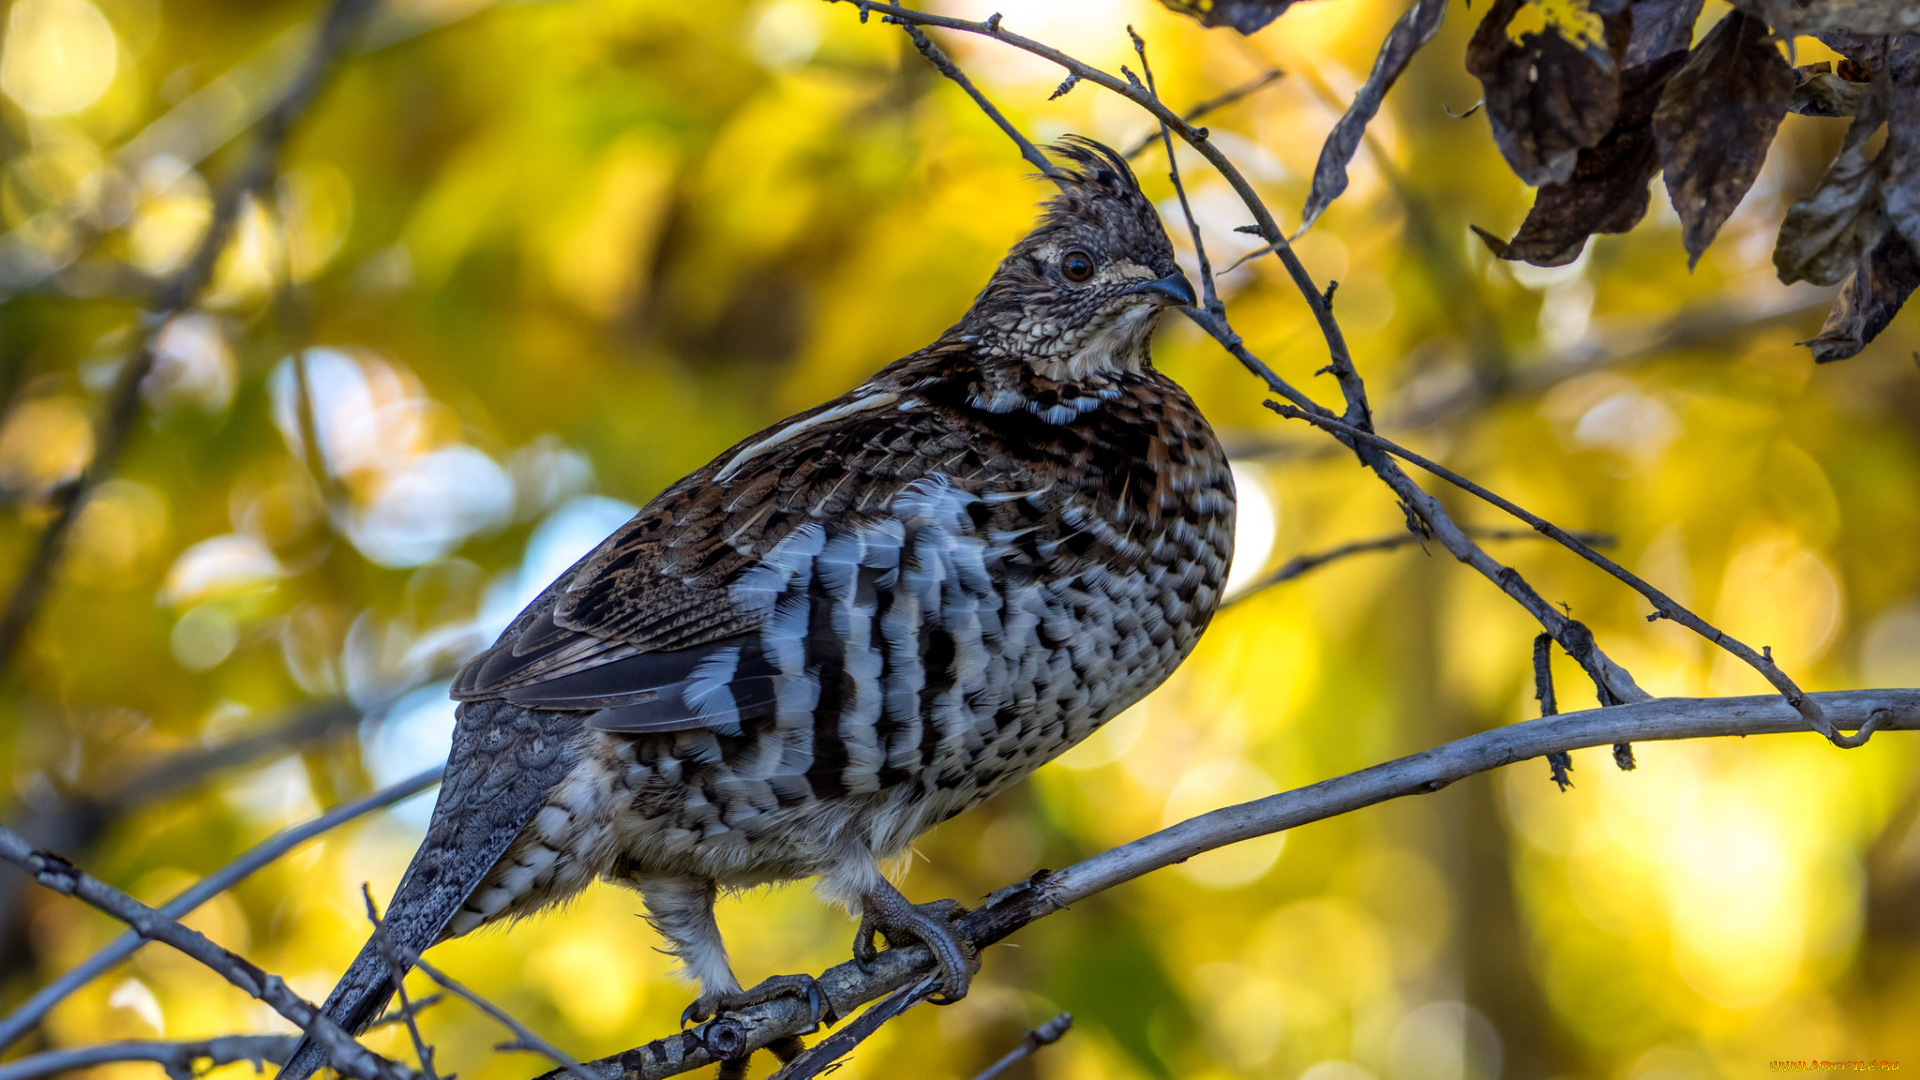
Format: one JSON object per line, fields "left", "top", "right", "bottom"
{"left": 1131, "top": 271, "right": 1197, "bottom": 308}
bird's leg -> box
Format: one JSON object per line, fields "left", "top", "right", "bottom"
{"left": 634, "top": 876, "right": 830, "bottom": 1029}
{"left": 853, "top": 877, "right": 979, "bottom": 1004}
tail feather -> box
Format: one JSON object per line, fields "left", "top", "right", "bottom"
{"left": 275, "top": 699, "right": 582, "bottom": 1080}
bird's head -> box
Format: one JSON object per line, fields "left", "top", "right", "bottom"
{"left": 958, "top": 136, "right": 1195, "bottom": 384}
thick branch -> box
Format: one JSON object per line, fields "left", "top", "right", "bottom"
{"left": 541, "top": 689, "right": 1920, "bottom": 1080}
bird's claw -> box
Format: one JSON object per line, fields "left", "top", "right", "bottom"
{"left": 680, "top": 973, "right": 834, "bottom": 1032}
{"left": 852, "top": 895, "right": 978, "bottom": 1004}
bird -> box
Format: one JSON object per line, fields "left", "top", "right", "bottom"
{"left": 277, "top": 135, "right": 1234, "bottom": 1080}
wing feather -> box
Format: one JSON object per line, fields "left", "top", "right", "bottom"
{"left": 449, "top": 385, "right": 972, "bottom": 738}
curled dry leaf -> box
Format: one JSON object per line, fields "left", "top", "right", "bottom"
{"left": 1790, "top": 68, "right": 1874, "bottom": 115}
{"left": 1154, "top": 0, "right": 1308, "bottom": 33}
{"left": 1733, "top": 0, "right": 1920, "bottom": 36}
{"left": 1481, "top": 52, "right": 1688, "bottom": 266}
{"left": 1774, "top": 71, "right": 1891, "bottom": 286}
{"left": 1299, "top": 0, "right": 1449, "bottom": 233}
{"left": 1804, "top": 229, "right": 1920, "bottom": 361}
{"left": 1651, "top": 10, "right": 1796, "bottom": 268}
{"left": 1625, "top": 0, "right": 1705, "bottom": 67}
{"left": 1467, "top": 0, "right": 1623, "bottom": 187}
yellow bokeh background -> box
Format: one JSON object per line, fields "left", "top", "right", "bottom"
{"left": 0, "top": 1, "right": 1915, "bottom": 1079}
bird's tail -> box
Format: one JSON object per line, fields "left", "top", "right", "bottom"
{"left": 275, "top": 699, "right": 580, "bottom": 1080}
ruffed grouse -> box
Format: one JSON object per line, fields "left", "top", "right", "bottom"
{"left": 279, "top": 136, "right": 1234, "bottom": 1079}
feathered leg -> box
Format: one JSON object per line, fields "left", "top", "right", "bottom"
{"left": 275, "top": 701, "right": 581, "bottom": 1080}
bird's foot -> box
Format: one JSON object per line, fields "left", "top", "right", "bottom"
{"left": 681, "top": 973, "right": 833, "bottom": 1030}
{"left": 853, "top": 890, "right": 979, "bottom": 1004}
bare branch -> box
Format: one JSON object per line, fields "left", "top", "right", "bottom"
{"left": 0, "top": 767, "right": 444, "bottom": 1051}
{"left": 0, "top": 1035, "right": 298, "bottom": 1080}
{"left": 1265, "top": 402, "right": 1861, "bottom": 747}
{"left": 0, "top": 826, "right": 413, "bottom": 1080}
{"left": 0, "top": 0, "right": 379, "bottom": 675}
{"left": 539, "top": 689, "right": 1920, "bottom": 1080}
{"left": 898, "top": 24, "right": 1063, "bottom": 178}
{"left": 970, "top": 1013, "right": 1073, "bottom": 1080}
{"left": 1223, "top": 527, "right": 1615, "bottom": 607}
{"left": 1128, "top": 27, "right": 1222, "bottom": 316}
{"left": 1122, "top": 70, "right": 1284, "bottom": 159}
{"left": 1533, "top": 633, "right": 1577, "bottom": 788}
{"left": 363, "top": 887, "right": 441, "bottom": 1080}
{"left": 371, "top": 994, "right": 447, "bottom": 1032}
{"left": 402, "top": 950, "right": 593, "bottom": 1080}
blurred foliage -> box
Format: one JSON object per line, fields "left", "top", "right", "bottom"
{"left": 0, "top": 1, "right": 1916, "bottom": 1079}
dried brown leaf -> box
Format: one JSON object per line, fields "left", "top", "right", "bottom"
{"left": 1300, "top": 0, "right": 1449, "bottom": 232}
{"left": 1775, "top": 73, "right": 1891, "bottom": 285}
{"left": 1154, "top": 0, "right": 1309, "bottom": 33}
{"left": 1733, "top": 0, "right": 1920, "bottom": 35}
{"left": 1814, "top": 31, "right": 1920, "bottom": 81}
{"left": 1803, "top": 229, "right": 1920, "bottom": 361}
{"left": 1491, "top": 53, "right": 1688, "bottom": 266}
{"left": 1625, "top": 0, "right": 1705, "bottom": 66}
{"left": 1790, "top": 69, "right": 1873, "bottom": 115}
{"left": 1651, "top": 11, "right": 1795, "bottom": 268}
{"left": 1467, "top": 0, "right": 1622, "bottom": 187}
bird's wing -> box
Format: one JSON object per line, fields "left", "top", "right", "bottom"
{"left": 450, "top": 381, "right": 991, "bottom": 735}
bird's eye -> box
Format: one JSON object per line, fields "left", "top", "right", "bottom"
{"left": 1061, "top": 251, "right": 1094, "bottom": 282}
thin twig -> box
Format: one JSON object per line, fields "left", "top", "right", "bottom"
{"left": 399, "top": 950, "right": 593, "bottom": 1080}
{"left": 1265, "top": 401, "right": 1860, "bottom": 747}
{"left": 1534, "top": 633, "right": 1575, "bottom": 788}
{"left": 363, "top": 887, "right": 440, "bottom": 1080}
{"left": 898, "top": 24, "right": 1063, "bottom": 178}
{"left": 1121, "top": 69, "right": 1284, "bottom": 159}
{"left": 970, "top": 1013, "right": 1073, "bottom": 1080}
{"left": 1224, "top": 527, "right": 1615, "bottom": 607}
{"left": 1128, "top": 27, "right": 1222, "bottom": 316}
{"left": 0, "top": 766, "right": 444, "bottom": 1050}
{"left": 371, "top": 994, "right": 447, "bottom": 1031}
{"left": 0, "top": 0, "right": 378, "bottom": 674}
{"left": 537, "top": 688, "right": 1920, "bottom": 1080}
{"left": 0, "top": 1034, "right": 299, "bottom": 1080}
{"left": 0, "top": 826, "right": 412, "bottom": 1080}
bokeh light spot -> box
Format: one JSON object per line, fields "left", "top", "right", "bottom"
{"left": 0, "top": 0, "right": 117, "bottom": 115}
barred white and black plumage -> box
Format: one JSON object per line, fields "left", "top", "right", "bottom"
{"left": 279, "top": 136, "right": 1234, "bottom": 1080}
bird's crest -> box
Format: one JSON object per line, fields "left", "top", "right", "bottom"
{"left": 1023, "top": 135, "right": 1172, "bottom": 269}
{"left": 1043, "top": 135, "right": 1141, "bottom": 197}
{"left": 1037, "top": 136, "right": 1155, "bottom": 230}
